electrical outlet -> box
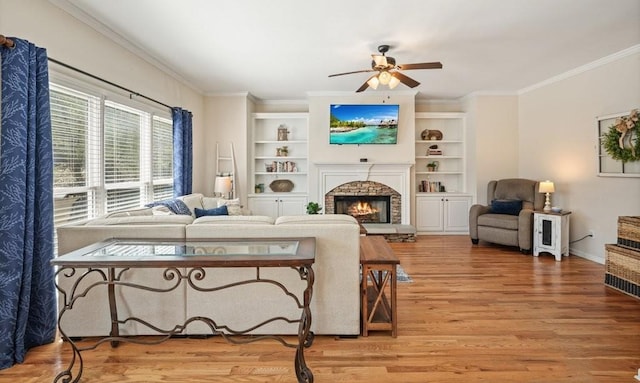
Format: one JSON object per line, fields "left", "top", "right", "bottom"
{"left": 588, "top": 230, "right": 595, "bottom": 238}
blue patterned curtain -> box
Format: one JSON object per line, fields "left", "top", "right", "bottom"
{"left": 0, "top": 38, "right": 56, "bottom": 369}
{"left": 172, "top": 107, "right": 192, "bottom": 197}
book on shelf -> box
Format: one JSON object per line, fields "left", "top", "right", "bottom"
{"left": 419, "top": 180, "right": 443, "bottom": 193}
{"left": 265, "top": 161, "right": 297, "bottom": 173}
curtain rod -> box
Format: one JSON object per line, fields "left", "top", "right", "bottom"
{"left": 48, "top": 57, "right": 173, "bottom": 110}
{"left": 2, "top": 35, "right": 172, "bottom": 110}
{"left": 0, "top": 34, "right": 15, "bottom": 48}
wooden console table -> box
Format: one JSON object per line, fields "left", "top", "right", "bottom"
{"left": 359, "top": 236, "right": 399, "bottom": 337}
{"left": 51, "top": 237, "right": 316, "bottom": 383}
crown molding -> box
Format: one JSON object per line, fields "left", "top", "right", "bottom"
{"left": 306, "top": 90, "right": 418, "bottom": 97}
{"left": 205, "top": 91, "right": 250, "bottom": 98}
{"left": 48, "top": 0, "right": 204, "bottom": 95}
{"left": 519, "top": 44, "right": 640, "bottom": 95}
{"left": 255, "top": 99, "right": 310, "bottom": 106}
{"left": 459, "top": 91, "right": 518, "bottom": 103}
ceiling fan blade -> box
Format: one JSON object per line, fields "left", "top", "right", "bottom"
{"left": 392, "top": 71, "right": 420, "bottom": 88}
{"left": 397, "top": 62, "right": 443, "bottom": 70}
{"left": 328, "top": 69, "right": 375, "bottom": 77}
{"left": 356, "top": 75, "right": 378, "bottom": 92}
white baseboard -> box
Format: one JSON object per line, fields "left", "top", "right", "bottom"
{"left": 570, "top": 247, "right": 604, "bottom": 265}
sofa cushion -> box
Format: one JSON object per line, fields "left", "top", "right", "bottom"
{"left": 195, "top": 205, "right": 228, "bottom": 218}
{"left": 86, "top": 215, "right": 194, "bottom": 226}
{"left": 478, "top": 213, "right": 519, "bottom": 230}
{"left": 275, "top": 214, "right": 358, "bottom": 225}
{"left": 490, "top": 199, "right": 522, "bottom": 215}
{"left": 177, "top": 193, "right": 205, "bottom": 216}
{"left": 151, "top": 205, "right": 173, "bottom": 215}
{"left": 146, "top": 198, "right": 192, "bottom": 215}
{"left": 192, "top": 215, "right": 275, "bottom": 225}
{"left": 493, "top": 179, "right": 537, "bottom": 204}
{"left": 202, "top": 197, "right": 222, "bottom": 210}
{"left": 105, "top": 207, "right": 153, "bottom": 218}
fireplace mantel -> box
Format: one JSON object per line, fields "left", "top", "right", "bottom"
{"left": 316, "top": 163, "right": 411, "bottom": 224}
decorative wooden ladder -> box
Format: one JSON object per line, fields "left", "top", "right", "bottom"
{"left": 215, "top": 142, "right": 236, "bottom": 199}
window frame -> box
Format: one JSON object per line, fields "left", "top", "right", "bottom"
{"left": 50, "top": 70, "right": 173, "bottom": 225}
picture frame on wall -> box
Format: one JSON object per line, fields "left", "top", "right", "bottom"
{"left": 596, "top": 111, "right": 640, "bottom": 177}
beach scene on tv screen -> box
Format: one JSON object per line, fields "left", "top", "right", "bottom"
{"left": 330, "top": 104, "right": 399, "bottom": 144}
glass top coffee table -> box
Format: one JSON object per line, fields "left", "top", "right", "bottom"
{"left": 51, "top": 237, "right": 316, "bottom": 383}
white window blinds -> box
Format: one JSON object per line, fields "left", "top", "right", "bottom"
{"left": 50, "top": 81, "right": 173, "bottom": 226}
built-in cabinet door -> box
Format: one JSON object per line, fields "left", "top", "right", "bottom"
{"left": 416, "top": 194, "right": 472, "bottom": 234}
{"left": 279, "top": 196, "right": 307, "bottom": 216}
{"left": 444, "top": 196, "right": 472, "bottom": 232}
{"left": 416, "top": 196, "right": 444, "bottom": 232}
{"left": 248, "top": 195, "right": 307, "bottom": 219}
{"left": 248, "top": 197, "right": 280, "bottom": 217}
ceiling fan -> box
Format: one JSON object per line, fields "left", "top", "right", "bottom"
{"left": 328, "top": 45, "right": 443, "bottom": 92}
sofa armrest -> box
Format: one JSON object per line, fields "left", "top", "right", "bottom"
{"left": 468, "top": 204, "right": 491, "bottom": 239}
{"left": 517, "top": 208, "right": 535, "bottom": 251}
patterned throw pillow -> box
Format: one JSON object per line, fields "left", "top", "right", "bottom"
{"left": 146, "top": 199, "right": 192, "bottom": 215}
{"left": 217, "top": 198, "right": 242, "bottom": 215}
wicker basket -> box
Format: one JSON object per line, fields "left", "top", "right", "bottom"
{"left": 269, "top": 179, "right": 294, "bottom": 192}
{"left": 618, "top": 216, "right": 640, "bottom": 250}
{"left": 605, "top": 244, "right": 640, "bottom": 299}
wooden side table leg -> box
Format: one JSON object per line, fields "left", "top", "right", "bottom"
{"left": 361, "top": 265, "right": 369, "bottom": 336}
{"left": 391, "top": 265, "right": 397, "bottom": 338}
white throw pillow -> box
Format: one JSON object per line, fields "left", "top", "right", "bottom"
{"left": 217, "top": 198, "right": 242, "bottom": 215}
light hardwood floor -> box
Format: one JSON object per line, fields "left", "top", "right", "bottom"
{"left": 2, "top": 236, "right": 639, "bottom": 383}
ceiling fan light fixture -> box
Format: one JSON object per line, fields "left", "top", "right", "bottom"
{"left": 372, "top": 54, "right": 387, "bottom": 67}
{"left": 367, "top": 76, "right": 380, "bottom": 89}
{"left": 388, "top": 75, "right": 401, "bottom": 89}
{"left": 378, "top": 70, "right": 392, "bottom": 85}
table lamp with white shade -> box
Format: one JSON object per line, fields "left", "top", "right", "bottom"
{"left": 214, "top": 176, "right": 232, "bottom": 199}
{"left": 538, "top": 180, "right": 555, "bottom": 212}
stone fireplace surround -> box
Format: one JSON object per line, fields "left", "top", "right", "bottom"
{"left": 326, "top": 182, "right": 400, "bottom": 224}
{"left": 316, "top": 163, "right": 411, "bottom": 225}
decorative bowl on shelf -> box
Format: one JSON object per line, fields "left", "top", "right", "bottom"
{"left": 269, "top": 179, "right": 294, "bottom": 192}
{"left": 551, "top": 207, "right": 562, "bottom": 213}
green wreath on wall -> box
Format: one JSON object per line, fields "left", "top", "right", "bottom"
{"left": 602, "top": 109, "right": 640, "bottom": 162}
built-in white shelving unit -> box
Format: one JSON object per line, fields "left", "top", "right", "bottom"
{"left": 415, "top": 112, "right": 472, "bottom": 234}
{"left": 249, "top": 113, "right": 308, "bottom": 218}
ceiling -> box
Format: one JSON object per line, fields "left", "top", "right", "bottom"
{"left": 52, "top": 0, "right": 640, "bottom": 101}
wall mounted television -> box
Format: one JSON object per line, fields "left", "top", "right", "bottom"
{"left": 329, "top": 104, "right": 399, "bottom": 144}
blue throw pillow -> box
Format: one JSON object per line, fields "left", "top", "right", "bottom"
{"left": 146, "top": 199, "right": 192, "bottom": 215}
{"left": 490, "top": 199, "right": 523, "bottom": 215}
{"left": 194, "top": 205, "right": 228, "bottom": 218}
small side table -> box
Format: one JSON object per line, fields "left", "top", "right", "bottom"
{"left": 359, "top": 236, "right": 399, "bottom": 337}
{"left": 533, "top": 210, "right": 571, "bottom": 261}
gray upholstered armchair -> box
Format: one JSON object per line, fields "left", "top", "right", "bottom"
{"left": 469, "top": 178, "right": 544, "bottom": 253}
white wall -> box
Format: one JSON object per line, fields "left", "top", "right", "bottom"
{"left": 1, "top": 0, "right": 206, "bottom": 191}
{"left": 203, "top": 94, "right": 249, "bottom": 203}
{"left": 464, "top": 94, "right": 519, "bottom": 205}
{"left": 519, "top": 50, "right": 640, "bottom": 263}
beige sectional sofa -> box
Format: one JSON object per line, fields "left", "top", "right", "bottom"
{"left": 56, "top": 194, "right": 361, "bottom": 337}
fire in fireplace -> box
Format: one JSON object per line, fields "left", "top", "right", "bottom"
{"left": 334, "top": 196, "right": 391, "bottom": 224}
